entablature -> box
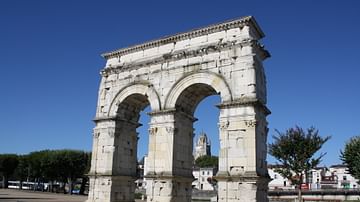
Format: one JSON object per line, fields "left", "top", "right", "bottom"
{"left": 100, "top": 39, "right": 268, "bottom": 77}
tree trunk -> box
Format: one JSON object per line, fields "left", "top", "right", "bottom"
{"left": 79, "top": 177, "right": 88, "bottom": 195}
{"left": 68, "top": 177, "right": 73, "bottom": 195}
{"left": 41, "top": 179, "right": 44, "bottom": 192}
{"left": 35, "top": 179, "right": 39, "bottom": 191}
{"left": 62, "top": 181, "right": 66, "bottom": 194}
{"left": 298, "top": 174, "right": 303, "bottom": 202}
{"left": 3, "top": 175, "right": 8, "bottom": 188}
{"left": 48, "top": 181, "right": 52, "bottom": 192}
{"left": 33, "top": 178, "right": 37, "bottom": 191}
{"left": 1, "top": 176, "right": 5, "bottom": 188}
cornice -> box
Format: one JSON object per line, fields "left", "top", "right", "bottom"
{"left": 93, "top": 116, "right": 142, "bottom": 126}
{"left": 93, "top": 116, "right": 116, "bottom": 122}
{"left": 217, "top": 98, "right": 271, "bottom": 115}
{"left": 148, "top": 108, "right": 197, "bottom": 122}
{"left": 147, "top": 108, "right": 176, "bottom": 116}
{"left": 217, "top": 97, "right": 259, "bottom": 109}
{"left": 102, "top": 16, "right": 265, "bottom": 59}
{"left": 215, "top": 171, "right": 271, "bottom": 182}
{"left": 145, "top": 172, "right": 194, "bottom": 182}
{"left": 100, "top": 39, "right": 268, "bottom": 76}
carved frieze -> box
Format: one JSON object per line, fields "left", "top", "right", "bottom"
{"left": 100, "top": 39, "right": 267, "bottom": 75}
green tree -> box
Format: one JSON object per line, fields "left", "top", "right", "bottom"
{"left": 54, "top": 150, "right": 89, "bottom": 194}
{"left": 195, "top": 155, "right": 218, "bottom": 168}
{"left": 79, "top": 152, "right": 91, "bottom": 195}
{"left": 13, "top": 155, "right": 30, "bottom": 189}
{"left": 341, "top": 136, "right": 360, "bottom": 182}
{"left": 27, "top": 150, "right": 50, "bottom": 190}
{"left": 268, "top": 126, "right": 330, "bottom": 201}
{"left": 0, "top": 154, "right": 19, "bottom": 188}
{"left": 26, "top": 149, "right": 90, "bottom": 194}
{"left": 40, "top": 150, "right": 59, "bottom": 192}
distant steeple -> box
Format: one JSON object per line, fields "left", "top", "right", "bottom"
{"left": 194, "top": 131, "right": 211, "bottom": 160}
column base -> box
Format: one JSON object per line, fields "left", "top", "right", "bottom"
{"left": 215, "top": 172, "right": 270, "bottom": 202}
{"left": 145, "top": 174, "right": 193, "bottom": 202}
{"left": 87, "top": 175, "right": 136, "bottom": 202}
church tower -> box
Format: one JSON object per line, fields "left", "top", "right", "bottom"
{"left": 194, "top": 131, "right": 211, "bottom": 160}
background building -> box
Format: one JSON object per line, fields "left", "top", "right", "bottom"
{"left": 194, "top": 132, "right": 211, "bottom": 160}
{"left": 268, "top": 165, "right": 293, "bottom": 190}
{"left": 330, "top": 164, "right": 359, "bottom": 189}
{"left": 268, "top": 164, "right": 360, "bottom": 190}
{"left": 192, "top": 167, "right": 217, "bottom": 191}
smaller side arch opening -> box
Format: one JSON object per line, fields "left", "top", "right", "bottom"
{"left": 108, "top": 83, "right": 161, "bottom": 118}
{"left": 111, "top": 93, "right": 151, "bottom": 201}
{"left": 115, "top": 93, "right": 149, "bottom": 123}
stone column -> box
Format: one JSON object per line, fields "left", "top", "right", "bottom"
{"left": 145, "top": 109, "right": 193, "bottom": 202}
{"left": 216, "top": 101, "right": 270, "bottom": 202}
{"left": 87, "top": 118, "right": 138, "bottom": 202}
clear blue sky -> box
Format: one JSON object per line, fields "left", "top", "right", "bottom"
{"left": 1, "top": 0, "right": 359, "bottom": 167}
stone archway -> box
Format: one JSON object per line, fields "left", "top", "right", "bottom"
{"left": 108, "top": 83, "right": 161, "bottom": 116}
{"left": 164, "top": 72, "right": 233, "bottom": 110}
{"left": 88, "top": 83, "right": 160, "bottom": 202}
{"left": 88, "top": 16, "right": 271, "bottom": 202}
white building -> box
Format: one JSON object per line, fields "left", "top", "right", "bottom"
{"left": 269, "top": 164, "right": 360, "bottom": 190}
{"left": 192, "top": 167, "right": 217, "bottom": 190}
{"left": 309, "top": 167, "right": 327, "bottom": 189}
{"left": 330, "top": 164, "right": 359, "bottom": 189}
{"left": 268, "top": 165, "right": 293, "bottom": 190}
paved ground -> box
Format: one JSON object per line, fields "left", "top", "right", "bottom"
{"left": 0, "top": 189, "right": 87, "bottom": 202}
{"left": 0, "top": 189, "right": 146, "bottom": 202}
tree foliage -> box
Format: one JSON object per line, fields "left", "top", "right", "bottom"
{"left": 2, "top": 149, "right": 91, "bottom": 194}
{"left": 195, "top": 155, "right": 218, "bottom": 168}
{"left": 341, "top": 136, "right": 360, "bottom": 182}
{"left": 12, "top": 155, "right": 29, "bottom": 189}
{"left": 268, "top": 126, "right": 330, "bottom": 187}
{"left": 0, "top": 154, "right": 19, "bottom": 188}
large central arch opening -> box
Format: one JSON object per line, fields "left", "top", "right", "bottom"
{"left": 192, "top": 95, "right": 221, "bottom": 191}
{"left": 173, "top": 83, "right": 222, "bottom": 191}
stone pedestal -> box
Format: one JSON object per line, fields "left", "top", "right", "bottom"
{"left": 87, "top": 175, "right": 135, "bottom": 202}
{"left": 216, "top": 174, "right": 270, "bottom": 202}
{"left": 145, "top": 176, "right": 192, "bottom": 202}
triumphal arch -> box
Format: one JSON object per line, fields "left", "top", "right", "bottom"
{"left": 87, "top": 16, "right": 270, "bottom": 202}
